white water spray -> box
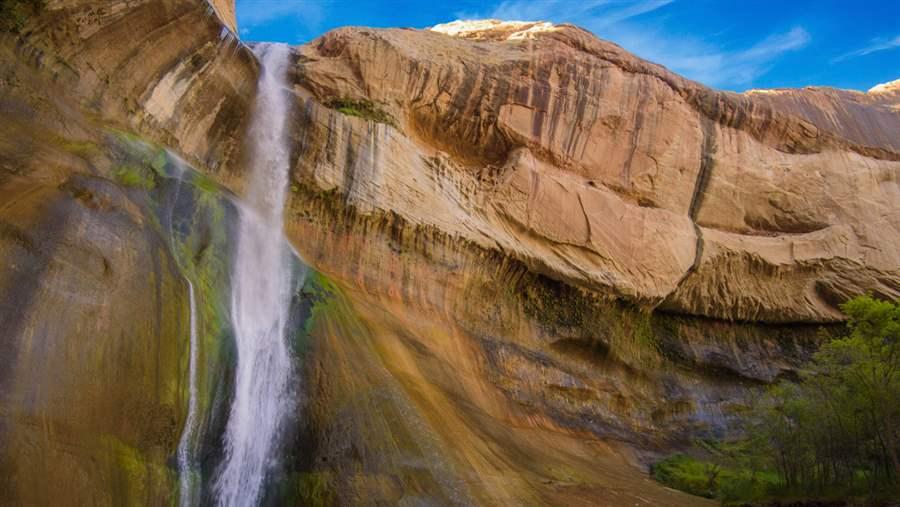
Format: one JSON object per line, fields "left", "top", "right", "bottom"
{"left": 178, "top": 280, "right": 200, "bottom": 506}
{"left": 215, "top": 43, "right": 296, "bottom": 507}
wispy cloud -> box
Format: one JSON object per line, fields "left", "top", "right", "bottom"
{"left": 615, "top": 26, "right": 810, "bottom": 88}
{"left": 831, "top": 35, "right": 900, "bottom": 63}
{"left": 483, "top": 0, "right": 672, "bottom": 26}
{"left": 236, "top": 0, "right": 326, "bottom": 39}
{"left": 461, "top": 0, "right": 809, "bottom": 89}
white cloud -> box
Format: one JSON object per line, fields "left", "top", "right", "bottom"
{"left": 235, "top": 0, "right": 325, "bottom": 39}
{"left": 234, "top": 0, "right": 810, "bottom": 89}
{"left": 486, "top": 0, "right": 672, "bottom": 26}
{"left": 832, "top": 35, "right": 900, "bottom": 63}
{"left": 460, "top": 0, "right": 809, "bottom": 89}
{"left": 610, "top": 26, "right": 810, "bottom": 87}
{"left": 589, "top": 0, "right": 675, "bottom": 27}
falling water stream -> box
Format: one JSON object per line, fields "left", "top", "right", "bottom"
{"left": 177, "top": 280, "right": 199, "bottom": 506}
{"left": 214, "top": 42, "right": 297, "bottom": 507}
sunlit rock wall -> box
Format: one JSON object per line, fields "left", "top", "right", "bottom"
{"left": 290, "top": 23, "right": 900, "bottom": 323}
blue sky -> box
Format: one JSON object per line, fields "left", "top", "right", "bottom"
{"left": 234, "top": 0, "right": 900, "bottom": 92}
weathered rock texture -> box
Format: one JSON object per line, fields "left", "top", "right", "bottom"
{"left": 0, "top": 134, "right": 189, "bottom": 504}
{"left": 298, "top": 269, "right": 713, "bottom": 506}
{"left": 8, "top": 4, "right": 896, "bottom": 325}
{"left": 10, "top": 0, "right": 256, "bottom": 181}
{"left": 288, "top": 192, "right": 810, "bottom": 505}
{"left": 0, "top": 2, "right": 898, "bottom": 505}
{"left": 0, "top": 2, "right": 247, "bottom": 495}
{"left": 208, "top": 0, "right": 237, "bottom": 33}
{"left": 291, "top": 20, "right": 900, "bottom": 323}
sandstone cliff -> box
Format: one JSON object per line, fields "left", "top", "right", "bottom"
{"left": 6, "top": 0, "right": 256, "bottom": 177}
{"left": 8, "top": 5, "right": 896, "bottom": 325}
{"left": 0, "top": 2, "right": 897, "bottom": 505}
{"left": 292, "top": 19, "right": 900, "bottom": 323}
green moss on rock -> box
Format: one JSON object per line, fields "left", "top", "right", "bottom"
{"left": 327, "top": 98, "right": 395, "bottom": 126}
{"left": 114, "top": 164, "right": 157, "bottom": 190}
{"left": 294, "top": 471, "right": 336, "bottom": 507}
{"left": 101, "top": 435, "right": 177, "bottom": 504}
{"left": 0, "top": 0, "right": 44, "bottom": 33}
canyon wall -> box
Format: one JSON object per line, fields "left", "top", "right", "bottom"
{"left": 290, "top": 20, "right": 900, "bottom": 324}
{"left": 0, "top": 2, "right": 897, "bottom": 505}
{"left": 8, "top": 0, "right": 255, "bottom": 180}
{"left": 8, "top": 3, "right": 897, "bottom": 325}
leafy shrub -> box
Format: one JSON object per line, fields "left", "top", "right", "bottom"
{"left": 652, "top": 296, "right": 900, "bottom": 504}
{"left": 758, "top": 295, "right": 899, "bottom": 498}
{"left": 652, "top": 454, "right": 721, "bottom": 498}
{"left": 651, "top": 452, "right": 781, "bottom": 504}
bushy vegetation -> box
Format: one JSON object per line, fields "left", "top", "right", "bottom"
{"left": 652, "top": 453, "right": 723, "bottom": 499}
{"left": 652, "top": 452, "right": 779, "bottom": 503}
{"left": 759, "top": 295, "right": 899, "bottom": 499}
{"left": 326, "top": 98, "right": 395, "bottom": 126}
{"left": 653, "top": 295, "right": 900, "bottom": 504}
{"left": 0, "top": 0, "right": 43, "bottom": 32}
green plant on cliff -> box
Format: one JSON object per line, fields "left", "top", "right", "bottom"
{"left": 0, "top": 0, "right": 43, "bottom": 32}
{"left": 58, "top": 138, "right": 100, "bottom": 160}
{"left": 327, "top": 98, "right": 395, "bottom": 126}
{"left": 300, "top": 271, "right": 340, "bottom": 337}
{"left": 652, "top": 453, "right": 721, "bottom": 499}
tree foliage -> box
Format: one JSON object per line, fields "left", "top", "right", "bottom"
{"left": 652, "top": 296, "right": 899, "bottom": 504}
{"left": 760, "top": 295, "right": 900, "bottom": 499}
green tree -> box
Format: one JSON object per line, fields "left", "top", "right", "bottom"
{"left": 832, "top": 296, "right": 900, "bottom": 477}
{"left": 761, "top": 295, "right": 900, "bottom": 498}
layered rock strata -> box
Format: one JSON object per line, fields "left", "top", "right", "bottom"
{"left": 8, "top": 4, "right": 897, "bottom": 324}
{"left": 291, "top": 21, "right": 900, "bottom": 323}
{"left": 0, "top": 3, "right": 898, "bottom": 505}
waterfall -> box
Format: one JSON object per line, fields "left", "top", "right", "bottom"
{"left": 214, "top": 43, "right": 297, "bottom": 507}
{"left": 177, "top": 280, "right": 200, "bottom": 506}
{"left": 166, "top": 153, "right": 200, "bottom": 507}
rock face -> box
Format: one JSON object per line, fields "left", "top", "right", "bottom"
{"left": 0, "top": 174, "right": 187, "bottom": 506}
{"left": 9, "top": 5, "right": 897, "bottom": 325}
{"left": 7, "top": 0, "right": 257, "bottom": 182}
{"left": 0, "top": 2, "right": 898, "bottom": 506}
{"left": 207, "top": 0, "right": 237, "bottom": 33}
{"left": 292, "top": 20, "right": 900, "bottom": 323}
{"left": 287, "top": 194, "right": 813, "bottom": 505}
{"left": 297, "top": 266, "right": 715, "bottom": 506}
